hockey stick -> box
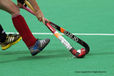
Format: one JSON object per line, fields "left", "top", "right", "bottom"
{"left": 24, "top": 0, "right": 89, "bottom": 58}
{"left": 48, "top": 22, "right": 90, "bottom": 54}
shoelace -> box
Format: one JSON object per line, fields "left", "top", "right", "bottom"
{"left": 39, "top": 40, "right": 46, "bottom": 47}
{"left": 7, "top": 36, "right": 15, "bottom": 43}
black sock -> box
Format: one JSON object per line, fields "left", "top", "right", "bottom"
{"left": 0, "top": 24, "right": 7, "bottom": 43}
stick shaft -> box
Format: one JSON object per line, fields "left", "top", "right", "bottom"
{"left": 25, "top": 0, "right": 35, "bottom": 12}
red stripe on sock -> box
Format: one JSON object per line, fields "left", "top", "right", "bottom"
{"left": 12, "top": 15, "right": 37, "bottom": 47}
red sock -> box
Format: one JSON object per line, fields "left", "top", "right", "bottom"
{"left": 12, "top": 14, "right": 37, "bottom": 47}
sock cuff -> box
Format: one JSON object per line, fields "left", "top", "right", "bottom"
{"left": 12, "top": 14, "right": 21, "bottom": 18}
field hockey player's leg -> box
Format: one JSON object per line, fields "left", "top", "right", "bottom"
{"left": 0, "top": 24, "right": 22, "bottom": 50}
{"left": 0, "top": 0, "right": 50, "bottom": 55}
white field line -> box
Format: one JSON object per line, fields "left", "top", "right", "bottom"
{"left": 6, "top": 32, "right": 114, "bottom": 36}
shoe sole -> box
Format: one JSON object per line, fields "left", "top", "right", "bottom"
{"left": 2, "top": 37, "right": 22, "bottom": 50}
